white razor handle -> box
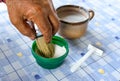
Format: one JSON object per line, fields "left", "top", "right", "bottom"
{"left": 71, "top": 49, "right": 94, "bottom": 72}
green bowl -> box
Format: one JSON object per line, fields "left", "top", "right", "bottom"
{"left": 31, "top": 36, "right": 69, "bottom": 69}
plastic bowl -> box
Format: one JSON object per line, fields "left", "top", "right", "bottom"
{"left": 31, "top": 36, "right": 69, "bottom": 69}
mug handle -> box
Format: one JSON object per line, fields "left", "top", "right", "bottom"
{"left": 88, "top": 10, "right": 94, "bottom": 20}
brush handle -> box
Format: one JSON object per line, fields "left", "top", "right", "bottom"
{"left": 71, "top": 49, "right": 94, "bottom": 72}
{"left": 35, "top": 33, "right": 43, "bottom": 38}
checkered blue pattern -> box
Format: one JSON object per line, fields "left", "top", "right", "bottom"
{"left": 0, "top": 0, "right": 120, "bottom": 81}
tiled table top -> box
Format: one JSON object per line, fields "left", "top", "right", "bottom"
{"left": 0, "top": 0, "right": 120, "bottom": 81}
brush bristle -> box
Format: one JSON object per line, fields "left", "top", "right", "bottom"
{"left": 36, "top": 36, "right": 55, "bottom": 58}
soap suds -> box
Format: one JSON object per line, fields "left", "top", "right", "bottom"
{"left": 53, "top": 45, "right": 66, "bottom": 58}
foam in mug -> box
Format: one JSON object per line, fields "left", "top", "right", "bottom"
{"left": 60, "top": 10, "right": 87, "bottom": 23}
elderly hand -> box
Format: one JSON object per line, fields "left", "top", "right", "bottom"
{"left": 6, "top": 0, "right": 59, "bottom": 43}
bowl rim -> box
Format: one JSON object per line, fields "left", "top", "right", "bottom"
{"left": 31, "top": 36, "right": 69, "bottom": 61}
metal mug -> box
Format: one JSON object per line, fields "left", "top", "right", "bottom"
{"left": 56, "top": 5, "right": 94, "bottom": 39}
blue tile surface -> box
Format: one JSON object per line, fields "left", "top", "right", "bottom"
{"left": 0, "top": 0, "right": 120, "bottom": 81}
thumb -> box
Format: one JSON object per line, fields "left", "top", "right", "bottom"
{"left": 12, "top": 18, "right": 36, "bottom": 39}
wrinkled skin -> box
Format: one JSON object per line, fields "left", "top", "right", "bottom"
{"left": 6, "top": 0, "right": 59, "bottom": 43}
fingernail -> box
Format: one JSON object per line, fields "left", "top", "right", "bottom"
{"left": 30, "top": 35, "right": 36, "bottom": 40}
{"left": 45, "top": 37, "right": 51, "bottom": 43}
{"left": 46, "top": 39, "right": 50, "bottom": 43}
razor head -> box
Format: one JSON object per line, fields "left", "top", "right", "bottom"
{"left": 87, "top": 44, "right": 103, "bottom": 56}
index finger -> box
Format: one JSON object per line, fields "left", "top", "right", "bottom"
{"left": 26, "top": 8, "right": 52, "bottom": 43}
